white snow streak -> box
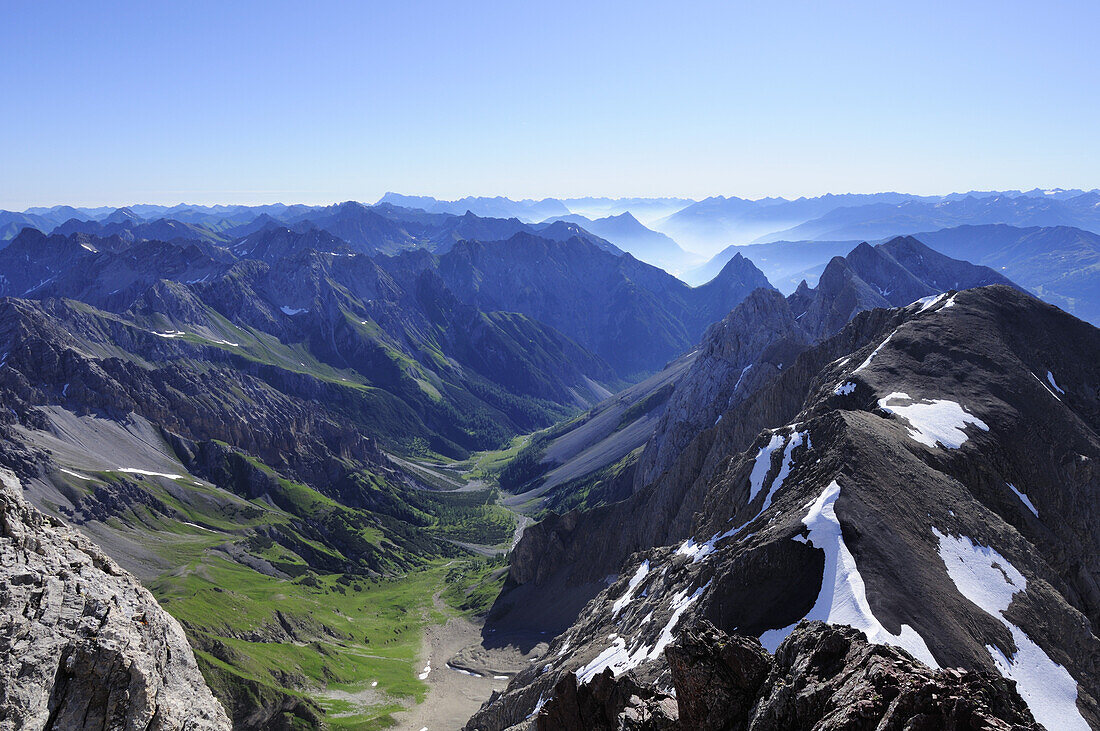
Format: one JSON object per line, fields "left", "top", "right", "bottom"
{"left": 577, "top": 582, "right": 709, "bottom": 685}
{"left": 650, "top": 584, "right": 708, "bottom": 659}
{"left": 748, "top": 434, "right": 786, "bottom": 503}
{"left": 1046, "top": 371, "right": 1065, "bottom": 395}
{"left": 852, "top": 330, "right": 896, "bottom": 374}
{"left": 759, "top": 481, "right": 938, "bottom": 668}
{"left": 280, "top": 306, "right": 307, "bottom": 315}
{"left": 912, "top": 292, "right": 947, "bottom": 312}
{"left": 1006, "top": 483, "right": 1039, "bottom": 517}
{"left": 612, "top": 560, "right": 650, "bottom": 617}
{"left": 833, "top": 381, "right": 856, "bottom": 396}
{"left": 116, "top": 468, "right": 186, "bottom": 480}
{"left": 732, "top": 364, "right": 753, "bottom": 393}
{"left": 1033, "top": 372, "right": 1062, "bottom": 401}
{"left": 677, "top": 430, "right": 807, "bottom": 563}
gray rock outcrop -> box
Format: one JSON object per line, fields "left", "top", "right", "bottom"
{"left": 0, "top": 468, "right": 229, "bottom": 730}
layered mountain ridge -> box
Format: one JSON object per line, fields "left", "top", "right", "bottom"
{"left": 473, "top": 284, "right": 1100, "bottom": 730}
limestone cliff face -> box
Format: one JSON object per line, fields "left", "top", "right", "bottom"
{"left": 636, "top": 288, "right": 810, "bottom": 489}
{"left": 0, "top": 469, "right": 229, "bottom": 730}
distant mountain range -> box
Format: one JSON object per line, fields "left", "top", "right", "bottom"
{"left": 542, "top": 212, "right": 696, "bottom": 272}
{"left": 761, "top": 192, "right": 1100, "bottom": 244}
{"left": 651, "top": 189, "right": 1100, "bottom": 255}
{"left": 9, "top": 188, "right": 1100, "bottom": 268}
{"left": 690, "top": 223, "right": 1100, "bottom": 327}
{"left": 377, "top": 193, "right": 571, "bottom": 222}
{"left": 6, "top": 191, "right": 1100, "bottom": 730}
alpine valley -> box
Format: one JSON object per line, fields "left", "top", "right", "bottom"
{"left": 1, "top": 193, "right": 1099, "bottom": 731}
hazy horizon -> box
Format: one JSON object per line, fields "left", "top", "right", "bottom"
{"left": 11, "top": 186, "right": 1100, "bottom": 214}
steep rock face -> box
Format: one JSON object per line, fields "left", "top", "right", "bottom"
{"left": 527, "top": 620, "right": 1040, "bottom": 731}
{"left": 473, "top": 287, "right": 1100, "bottom": 730}
{"left": 792, "top": 236, "right": 1018, "bottom": 339}
{"left": 420, "top": 233, "right": 773, "bottom": 377}
{"left": 499, "top": 238, "right": 1029, "bottom": 625}
{"left": 746, "top": 622, "right": 1038, "bottom": 731}
{"left": 636, "top": 288, "right": 810, "bottom": 487}
{"left": 0, "top": 468, "right": 229, "bottom": 730}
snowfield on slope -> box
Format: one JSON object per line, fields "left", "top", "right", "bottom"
{"left": 877, "top": 392, "right": 989, "bottom": 449}
{"left": 933, "top": 528, "right": 1087, "bottom": 731}
{"left": 758, "top": 480, "right": 938, "bottom": 668}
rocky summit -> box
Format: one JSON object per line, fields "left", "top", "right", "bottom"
{"left": 471, "top": 285, "right": 1100, "bottom": 730}
{"left": 0, "top": 468, "right": 229, "bottom": 730}
{"left": 532, "top": 620, "right": 1041, "bottom": 731}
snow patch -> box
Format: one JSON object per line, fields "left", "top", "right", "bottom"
{"left": 1046, "top": 371, "right": 1065, "bottom": 395}
{"left": 280, "top": 306, "right": 307, "bottom": 315}
{"left": 1006, "top": 483, "right": 1038, "bottom": 517}
{"left": 116, "top": 468, "right": 186, "bottom": 480}
{"left": 833, "top": 381, "right": 856, "bottom": 396}
{"left": 612, "top": 560, "right": 650, "bottom": 617}
{"left": 574, "top": 636, "right": 651, "bottom": 684}
{"left": 577, "top": 582, "right": 710, "bottom": 685}
{"left": 678, "top": 429, "right": 807, "bottom": 563}
{"left": 1033, "top": 372, "right": 1062, "bottom": 401}
{"left": 912, "top": 292, "right": 947, "bottom": 312}
{"left": 526, "top": 694, "right": 547, "bottom": 720}
{"left": 447, "top": 663, "right": 480, "bottom": 677}
{"left": 182, "top": 521, "right": 215, "bottom": 533}
{"left": 59, "top": 468, "right": 92, "bottom": 481}
{"left": 748, "top": 433, "right": 786, "bottom": 503}
{"left": 650, "top": 583, "right": 708, "bottom": 659}
{"left": 759, "top": 481, "right": 938, "bottom": 668}
{"left": 877, "top": 392, "right": 989, "bottom": 449}
{"left": 732, "top": 364, "right": 753, "bottom": 393}
{"left": 933, "top": 528, "right": 1086, "bottom": 731}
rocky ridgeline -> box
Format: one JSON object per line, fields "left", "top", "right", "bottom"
{"left": 533, "top": 620, "right": 1040, "bottom": 731}
{"left": 475, "top": 286, "right": 1100, "bottom": 730}
{"left": 0, "top": 468, "right": 229, "bottom": 729}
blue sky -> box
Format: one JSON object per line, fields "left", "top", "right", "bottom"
{"left": 2, "top": 0, "right": 1097, "bottom": 208}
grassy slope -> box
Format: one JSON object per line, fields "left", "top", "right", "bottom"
{"left": 55, "top": 451, "right": 515, "bottom": 729}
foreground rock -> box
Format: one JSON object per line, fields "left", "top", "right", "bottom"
{"left": 532, "top": 620, "right": 1039, "bottom": 731}
{"left": 0, "top": 468, "right": 229, "bottom": 730}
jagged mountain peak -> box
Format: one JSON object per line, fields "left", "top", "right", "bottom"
{"left": 478, "top": 284, "right": 1100, "bottom": 730}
